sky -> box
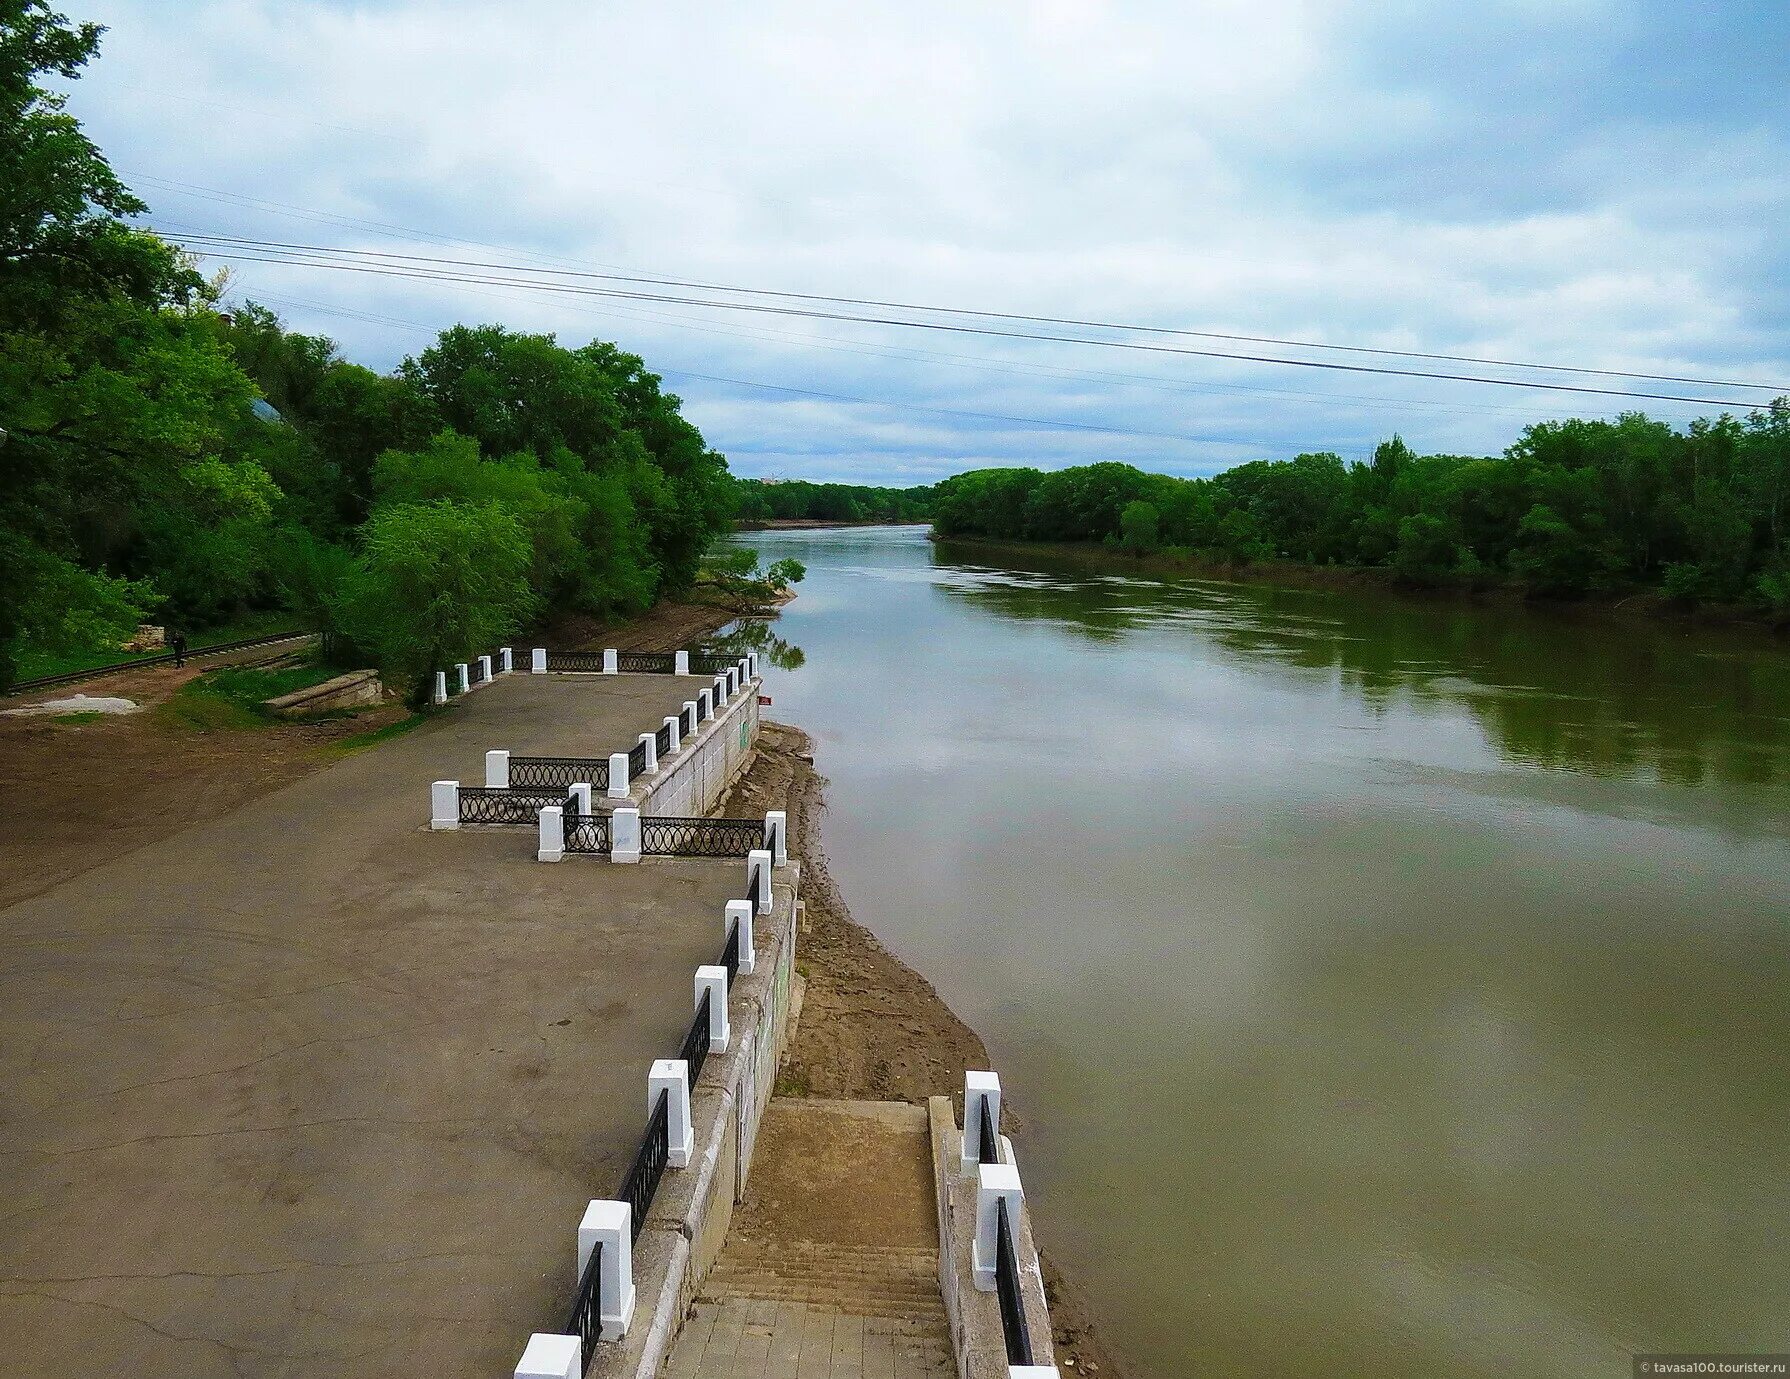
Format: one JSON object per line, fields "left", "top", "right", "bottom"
{"left": 66, "top": 0, "right": 1790, "bottom": 485}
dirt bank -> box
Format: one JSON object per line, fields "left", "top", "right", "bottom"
{"left": 717, "top": 721, "right": 1125, "bottom": 1378}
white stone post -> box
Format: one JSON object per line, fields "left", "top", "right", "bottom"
{"left": 430, "top": 781, "right": 459, "bottom": 831}
{"left": 601, "top": 647, "right": 619, "bottom": 674}
{"left": 663, "top": 715, "right": 682, "bottom": 755}
{"left": 972, "top": 1161, "right": 1025, "bottom": 1292}
{"left": 531, "top": 647, "right": 548, "bottom": 674}
{"left": 725, "top": 898, "right": 755, "bottom": 977}
{"left": 738, "top": 657, "right": 750, "bottom": 687}
{"left": 432, "top": 670, "right": 448, "bottom": 705}
{"left": 962, "top": 1070, "right": 1003, "bottom": 1176}
{"left": 569, "top": 782, "right": 593, "bottom": 817}
{"left": 747, "top": 848, "right": 773, "bottom": 915}
{"left": 538, "top": 804, "right": 564, "bottom": 862}
{"left": 695, "top": 966, "right": 729, "bottom": 1051}
{"left": 485, "top": 750, "right": 510, "bottom": 789}
{"left": 674, "top": 649, "right": 690, "bottom": 676}
{"left": 477, "top": 653, "right": 492, "bottom": 683}
{"left": 698, "top": 689, "right": 713, "bottom": 722}
{"left": 611, "top": 807, "right": 641, "bottom": 864}
{"left": 650, "top": 1059, "right": 693, "bottom": 1168}
{"left": 606, "top": 752, "right": 629, "bottom": 799}
{"left": 500, "top": 647, "right": 514, "bottom": 674}
{"left": 638, "top": 732, "right": 657, "bottom": 774}
{"left": 1009, "top": 1368, "right": 1062, "bottom": 1378}
{"left": 747, "top": 652, "right": 758, "bottom": 679}
{"left": 513, "top": 1333, "right": 580, "bottom": 1379}
{"left": 764, "top": 811, "right": 788, "bottom": 866}
{"left": 456, "top": 662, "right": 470, "bottom": 694}
{"left": 683, "top": 701, "right": 699, "bottom": 736}
{"left": 714, "top": 674, "right": 727, "bottom": 705}
{"left": 577, "top": 1200, "right": 636, "bottom": 1341}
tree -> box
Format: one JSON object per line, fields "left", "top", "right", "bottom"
{"left": 1119, "top": 499, "right": 1160, "bottom": 554}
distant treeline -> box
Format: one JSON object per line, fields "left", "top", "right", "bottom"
{"left": 731, "top": 478, "right": 935, "bottom": 524}
{"left": 931, "top": 409, "right": 1790, "bottom": 610}
{"left": 1, "top": 6, "right": 734, "bottom": 691}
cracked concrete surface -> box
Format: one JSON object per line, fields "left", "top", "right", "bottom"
{"left": 0, "top": 673, "right": 748, "bottom": 1377}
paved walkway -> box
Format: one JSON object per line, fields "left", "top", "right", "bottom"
{"left": 0, "top": 673, "right": 764, "bottom": 1379}
{"left": 663, "top": 1099, "right": 953, "bottom": 1378}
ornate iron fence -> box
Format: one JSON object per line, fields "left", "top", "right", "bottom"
{"left": 688, "top": 652, "right": 736, "bottom": 675}
{"left": 618, "top": 1087, "right": 670, "bottom": 1246}
{"left": 995, "top": 1196, "right": 1034, "bottom": 1365}
{"left": 564, "top": 1236, "right": 604, "bottom": 1359}
{"left": 457, "top": 786, "right": 563, "bottom": 825}
{"left": 640, "top": 817, "right": 762, "bottom": 858}
{"left": 543, "top": 650, "right": 607, "bottom": 672}
{"left": 977, "top": 1093, "right": 999, "bottom": 1166}
{"left": 679, "top": 989, "right": 712, "bottom": 1086}
{"left": 627, "top": 739, "right": 649, "bottom": 779}
{"left": 617, "top": 650, "right": 678, "bottom": 674}
{"left": 510, "top": 755, "right": 610, "bottom": 790}
{"left": 655, "top": 721, "right": 674, "bottom": 758}
{"left": 680, "top": 704, "right": 696, "bottom": 737}
{"left": 565, "top": 811, "right": 610, "bottom": 854}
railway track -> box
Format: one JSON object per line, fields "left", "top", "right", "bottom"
{"left": 4, "top": 630, "right": 313, "bottom": 697}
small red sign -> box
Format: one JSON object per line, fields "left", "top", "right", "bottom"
{"left": 758, "top": 694, "right": 772, "bottom": 705}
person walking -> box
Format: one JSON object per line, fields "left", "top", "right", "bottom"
{"left": 170, "top": 629, "right": 188, "bottom": 668}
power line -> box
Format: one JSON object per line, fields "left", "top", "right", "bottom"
{"left": 167, "top": 231, "right": 1790, "bottom": 394}
{"left": 166, "top": 237, "right": 1767, "bottom": 408}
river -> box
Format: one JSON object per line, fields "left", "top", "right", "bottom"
{"left": 727, "top": 524, "right": 1790, "bottom": 1379}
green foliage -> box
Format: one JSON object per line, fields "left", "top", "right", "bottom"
{"left": 697, "top": 547, "right": 807, "bottom": 607}
{"left": 731, "top": 477, "right": 935, "bottom": 524}
{"left": 1118, "top": 500, "right": 1160, "bottom": 554}
{"left": 341, "top": 500, "right": 539, "bottom": 699}
{"left": 933, "top": 405, "right": 1790, "bottom": 607}
{"left": 0, "top": 6, "right": 736, "bottom": 688}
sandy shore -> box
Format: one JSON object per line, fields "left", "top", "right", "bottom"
{"left": 719, "top": 720, "right": 1126, "bottom": 1378}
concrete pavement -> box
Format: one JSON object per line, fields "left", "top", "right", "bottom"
{"left": 0, "top": 673, "right": 757, "bottom": 1377}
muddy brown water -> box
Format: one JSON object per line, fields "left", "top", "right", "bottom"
{"left": 724, "top": 525, "right": 1790, "bottom": 1379}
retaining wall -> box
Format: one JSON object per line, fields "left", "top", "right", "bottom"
{"left": 263, "top": 669, "right": 382, "bottom": 718}
{"left": 587, "top": 861, "right": 800, "bottom": 1379}
{"left": 632, "top": 677, "right": 761, "bottom": 818}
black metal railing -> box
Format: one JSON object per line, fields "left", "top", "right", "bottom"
{"left": 655, "top": 721, "right": 674, "bottom": 758}
{"left": 679, "top": 989, "right": 712, "bottom": 1087}
{"left": 457, "top": 786, "right": 563, "bottom": 824}
{"left": 617, "top": 650, "right": 678, "bottom": 674}
{"left": 994, "top": 1196, "right": 1034, "bottom": 1364}
{"left": 544, "top": 650, "right": 607, "bottom": 672}
{"left": 564, "top": 1236, "right": 604, "bottom": 1360}
{"left": 688, "top": 652, "right": 737, "bottom": 675}
{"left": 680, "top": 704, "right": 696, "bottom": 737}
{"left": 617, "top": 1087, "right": 670, "bottom": 1245}
{"left": 640, "top": 816, "right": 762, "bottom": 858}
{"left": 627, "top": 739, "right": 649, "bottom": 779}
{"left": 977, "top": 1093, "right": 1000, "bottom": 1166}
{"left": 510, "top": 755, "right": 610, "bottom": 790}
{"left": 720, "top": 916, "right": 742, "bottom": 985}
{"left": 564, "top": 811, "right": 610, "bottom": 854}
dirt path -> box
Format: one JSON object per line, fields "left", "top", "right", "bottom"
{"left": 718, "top": 723, "right": 1123, "bottom": 1378}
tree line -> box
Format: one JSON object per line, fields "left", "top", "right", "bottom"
{"left": 0, "top": 4, "right": 735, "bottom": 692}
{"left": 930, "top": 409, "right": 1790, "bottom": 611}
{"left": 730, "top": 477, "right": 935, "bottom": 524}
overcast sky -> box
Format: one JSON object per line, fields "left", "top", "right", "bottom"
{"left": 69, "top": 0, "right": 1790, "bottom": 485}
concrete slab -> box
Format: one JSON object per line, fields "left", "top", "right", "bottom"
{"left": 440, "top": 671, "right": 701, "bottom": 786}
{"left": 0, "top": 679, "right": 758, "bottom": 1379}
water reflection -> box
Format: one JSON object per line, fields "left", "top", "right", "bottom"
{"left": 930, "top": 537, "right": 1790, "bottom": 791}
{"left": 700, "top": 615, "right": 806, "bottom": 671}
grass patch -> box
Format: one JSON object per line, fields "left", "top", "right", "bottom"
{"left": 156, "top": 661, "right": 340, "bottom": 733}
{"left": 52, "top": 711, "right": 108, "bottom": 724}
{"left": 329, "top": 711, "right": 429, "bottom": 754}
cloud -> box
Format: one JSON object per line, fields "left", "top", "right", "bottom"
{"left": 70, "top": 0, "right": 1790, "bottom": 483}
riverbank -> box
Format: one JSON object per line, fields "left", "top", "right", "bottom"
{"left": 736, "top": 518, "right": 932, "bottom": 531}
{"left": 934, "top": 534, "right": 1790, "bottom": 635}
{"left": 717, "top": 720, "right": 1127, "bottom": 1378}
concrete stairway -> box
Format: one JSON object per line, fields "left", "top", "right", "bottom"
{"left": 661, "top": 1098, "right": 954, "bottom": 1378}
